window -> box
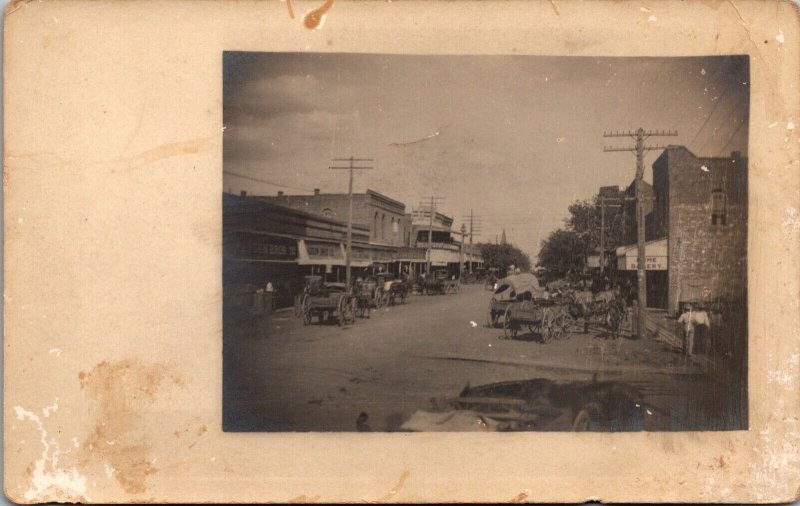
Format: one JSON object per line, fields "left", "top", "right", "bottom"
{"left": 322, "top": 208, "right": 333, "bottom": 218}
{"left": 392, "top": 218, "right": 399, "bottom": 233}
{"left": 374, "top": 212, "right": 379, "bottom": 239}
{"left": 381, "top": 214, "right": 386, "bottom": 240}
{"left": 711, "top": 189, "right": 727, "bottom": 226}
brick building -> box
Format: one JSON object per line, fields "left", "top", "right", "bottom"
{"left": 223, "top": 193, "right": 371, "bottom": 309}
{"left": 254, "top": 189, "right": 411, "bottom": 248}
{"left": 616, "top": 146, "right": 747, "bottom": 315}
{"left": 651, "top": 146, "right": 747, "bottom": 315}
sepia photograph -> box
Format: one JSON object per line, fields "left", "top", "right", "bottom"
{"left": 7, "top": 0, "right": 800, "bottom": 501}
{"left": 222, "top": 51, "right": 749, "bottom": 433}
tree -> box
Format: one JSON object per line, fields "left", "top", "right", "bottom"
{"left": 537, "top": 196, "right": 627, "bottom": 279}
{"left": 536, "top": 229, "right": 585, "bottom": 278}
{"left": 479, "top": 242, "right": 531, "bottom": 275}
{"left": 567, "top": 197, "right": 625, "bottom": 252}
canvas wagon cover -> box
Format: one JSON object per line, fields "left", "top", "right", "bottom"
{"left": 493, "top": 274, "right": 546, "bottom": 299}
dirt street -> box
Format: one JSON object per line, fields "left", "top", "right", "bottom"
{"left": 224, "top": 284, "right": 732, "bottom": 432}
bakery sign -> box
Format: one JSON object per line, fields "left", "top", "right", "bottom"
{"left": 616, "top": 239, "right": 667, "bottom": 271}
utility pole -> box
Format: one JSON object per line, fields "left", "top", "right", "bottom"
{"left": 329, "top": 156, "right": 373, "bottom": 291}
{"left": 604, "top": 128, "right": 676, "bottom": 339}
{"left": 597, "top": 196, "right": 622, "bottom": 277}
{"left": 460, "top": 210, "right": 482, "bottom": 274}
{"left": 419, "top": 196, "right": 444, "bottom": 275}
{"left": 458, "top": 223, "right": 467, "bottom": 278}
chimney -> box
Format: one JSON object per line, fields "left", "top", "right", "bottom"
{"left": 314, "top": 188, "right": 320, "bottom": 195}
{"left": 277, "top": 191, "right": 284, "bottom": 197}
{"left": 240, "top": 190, "right": 247, "bottom": 197}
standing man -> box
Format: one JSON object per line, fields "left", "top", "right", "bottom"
{"left": 678, "top": 303, "right": 711, "bottom": 356}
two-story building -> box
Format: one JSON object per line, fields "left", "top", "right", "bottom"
{"left": 404, "top": 207, "right": 483, "bottom": 277}
{"left": 254, "top": 188, "right": 412, "bottom": 273}
{"left": 223, "top": 192, "right": 371, "bottom": 309}
{"left": 615, "top": 146, "right": 747, "bottom": 317}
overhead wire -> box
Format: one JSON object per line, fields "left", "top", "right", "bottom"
{"left": 223, "top": 171, "right": 315, "bottom": 193}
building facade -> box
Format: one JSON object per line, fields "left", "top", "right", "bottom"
{"left": 245, "top": 189, "right": 482, "bottom": 278}
{"left": 651, "top": 147, "right": 747, "bottom": 315}
{"left": 615, "top": 146, "right": 747, "bottom": 316}
{"left": 224, "top": 193, "right": 373, "bottom": 309}
{"left": 255, "top": 189, "right": 410, "bottom": 248}
{"left": 409, "top": 207, "right": 483, "bottom": 276}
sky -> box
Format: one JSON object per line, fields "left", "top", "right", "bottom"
{"left": 223, "top": 53, "right": 749, "bottom": 259}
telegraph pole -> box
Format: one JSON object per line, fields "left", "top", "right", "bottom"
{"left": 603, "top": 128, "right": 676, "bottom": 339}
{"left": 461, "top": 210, "right": 482, "bottom": 274}
{"left": 458, "top": 224, "right": 467, "bottom": 278}
{"left": 419, "top": 196, "right": 444, "bottom": 275}
{"left": 330, "top": 156, "right": 373, "bottom": 291}
{"left": 597, "top": 197, "right": 622, "bottom": 277}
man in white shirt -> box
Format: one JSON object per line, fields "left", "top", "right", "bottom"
{"left": 678, "top": 304, "right": 711, "bottom": 356}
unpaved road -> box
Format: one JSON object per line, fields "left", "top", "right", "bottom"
{"left": 224, "top": 284, "right": 742, "bottom": 431}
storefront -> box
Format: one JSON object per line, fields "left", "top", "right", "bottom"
{"left": 396, "top": 247, "right": 427, "bottom": 277}
{"left": 616, "top": 239, "right": 668, "bottom": 309}
{"left": 224, "top": 193, "right": 371, "bottom": 309}
{"left": 223, "top": 230, "right": 300, "bottom": 309}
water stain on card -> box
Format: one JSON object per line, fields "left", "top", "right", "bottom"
{"left": 304, "top": 0, "right": 334, "bottom": 29}
{"left": 78, "top": 360, "right": 182, "bottom": 494}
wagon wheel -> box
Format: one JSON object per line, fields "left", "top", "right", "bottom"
{"left": 559, "top": 312, "right": 576, "bottom": 338}
{"left": 373, "top": 288, "right": 384, "bottom": 308}
{"left": 503, "top": 306, "right": 518, "bottom": 339}
{"left": 550, "top": 312, "right": 566, "bottom": 341}
{"left": 541, "top": 308, "right": 555, "bottom": 343}
{"left": 487, "top": 310, "right": 496, "bottom": 328}
{"left": 400, "top": 289, "right": 407, "bottom": 304}
{"left": 302, "top": 301, "right": 312, "bottom": 325}
{"left": 346, "top": 297, "right": 357, "bottom": 324}
{"left": 294, "top": 294, "right": 302, "bottom": 318}
{"left": 337, "top": 296, "right": 353, "bottom": 327}
{"left": 298, "top": 294, "right": 309, "bottom": 319}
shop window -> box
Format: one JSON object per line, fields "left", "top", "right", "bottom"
{"left": 711, "top": 189, "right": 727, "bottom": 226}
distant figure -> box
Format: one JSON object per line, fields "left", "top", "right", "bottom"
{"left": 678, "top": 304, "right": 711, "bottom": 356}
{"left": 356, "top": 412, "right": 371, "bottom": 432}
{"left": 263, "top": 281, "right": 274, "bottom": 316}
{"left": 514, "top": 268, "right": 521, "bottom": 275}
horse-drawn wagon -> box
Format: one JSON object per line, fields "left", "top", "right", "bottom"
{"left": 566, "top": 289, "right": 625, "bottom": 336}
{"left": 298, "top": 277, "right": 356, "bottom": 326}
{"left": 386, "top": 279, "right": 411, "bottom": 305}
{"left": 487, "top": 273, "right": 545, "bottom": 327}
{"left": 420, "top": 269, "right": 452, "bottom": 295}
{"left": 487, "top": 274, "right": 574, "bottom": 342}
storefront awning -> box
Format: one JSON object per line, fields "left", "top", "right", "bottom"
{"left": 616, "top": 239, "right": 667, "bottom": 271}
{"left": 298, "top": 240, "right": 346, "bottom": 266}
